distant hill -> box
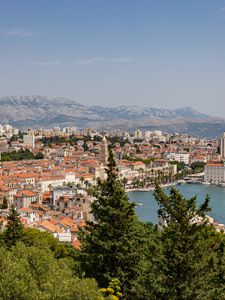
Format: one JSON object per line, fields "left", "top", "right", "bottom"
{"left": 0, "top": 95, "right": 224, "bottom": 138}
{"left": 90, "top": 105, "right": 211, "bottom": 120}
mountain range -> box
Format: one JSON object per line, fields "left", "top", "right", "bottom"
{"left": 0, "top": 95, "right": 224, "bottom": 138}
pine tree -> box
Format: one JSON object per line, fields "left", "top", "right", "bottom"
{"left": 3, "top": 205, "right": 24, "bottom": 247}
{"left": 2, "top": 196, "right": 8, "bottom": 209}
{"left": 79, "top": 150, "right": 146, "bottom": 298}
{"left": 138, "top": 185, "right": 219, "bottom": 300}
{"left": 209, "top": 233, "right": 225, "bottom": 299}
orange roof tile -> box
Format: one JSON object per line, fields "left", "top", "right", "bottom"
{"left": 59, "top": 217, "right": 76, "bottom": 227}
{"left": 36, "top": 220, "right": 62, "bottom": 233}
{"left": 72, "top": 238, "right": 81, "bottom": 249}
{"left": 0, "top": 185, "right": 9, "bottom": 192}
{"left": 129, "top": 161, "right": 145, "bottom": 165}
{"left": 71, "top": 225, "right": 79, "bottom": 232}
{"left": 15, "top": 190, "right": 37, "bottom": 197}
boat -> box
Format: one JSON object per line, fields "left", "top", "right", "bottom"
{"left": 135, "top": 202, "right": 143, "bottom": 207}
{"left": 201, "top": 181, "right": 211, "bottom": 185}
{"left": 177, "top": 180, "right": 185, "bottom": 185}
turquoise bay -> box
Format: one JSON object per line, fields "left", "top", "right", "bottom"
{"left": 128, "top": 184, "right": 225, "bottom": 225}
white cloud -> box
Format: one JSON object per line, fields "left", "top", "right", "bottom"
{"left": 76, "top": 57, "right": 135, "bottom": 65}
{"left": 77, "top": 57, "right": 103, "bottom": 65}
{"left": 29, "top": 57, "right": 134, "bottom": 67}
{"left": 107, "top": 57, "right": 135, "bottom": 63}
{"left": 217, "top": 7, "right": 225, "bottom": 14}
{"left": 1, "top": 29, "right": 36, "bottom": 37}
{"left": 30, "top": 61, "right": 61, "bottom": 66}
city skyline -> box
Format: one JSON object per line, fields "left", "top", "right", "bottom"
{"left": 1, "top": 0, "right": 225, "bottom": 116}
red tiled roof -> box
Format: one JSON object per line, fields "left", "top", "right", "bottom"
{"left": 72, "top": 238, "right": 80, "bottom": 249}
{"left": 36, "top": 220, "right": 62, "bottom": 233}
{"left": 15, "top": 190, "right": 37, "bottom": 197}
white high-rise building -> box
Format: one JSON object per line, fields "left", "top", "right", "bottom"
{"left": 0, "top": 125, "right": 3, "bottom": 136}
{"left": 153, "top": 130, "right": 162, "bottom": 136}
{"left": 23, "top": 134, "right": 35, "bottom": 148}
{"left": 2, "top": 124, "right": 13, "bottom": 138}
{"left": 219, "top": 132, "right": 225, "bottom": 159}
{"left": 144, "top": 130, "right": 152, "bottom": 139}
{"left": 134, "top": 129, "right": 143, "bottom": 139}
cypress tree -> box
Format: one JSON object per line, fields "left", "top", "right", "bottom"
{"left": 0, "top": 196, "right": 8, "bottom": 209}
{"left": 3, "top": 205, "right": 24, "bottom": 247}
{"left": 79, "top": 150, "right": 146, "bottom": 298}
{"left": 2, "top": 196, "right": 8, "bottom": 209}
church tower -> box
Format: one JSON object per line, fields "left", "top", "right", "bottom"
{"left": 100, "top": 136, "right": 109, "bottom": 165}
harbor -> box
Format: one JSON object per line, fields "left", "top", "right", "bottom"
{"left": 128, "top": 183, "right": 225, "bottom": 230}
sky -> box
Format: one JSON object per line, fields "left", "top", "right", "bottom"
{"left": 0, "top": 0, "right": 225, "bottom": 116}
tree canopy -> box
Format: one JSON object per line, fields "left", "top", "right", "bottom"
{"left": 79, "top": 150, "right": 147, "bottom": 298}
{"left": 2, "top": 160, "right": 225, "bottom": 299}
{"left": 0, "top": 206, "right": 101, "bottom": 300}
{"left": 134, "top": 186, "right": 225, "bottom": 300}
{"left": 3, "top": 205, "right": 25, "bottom": 247}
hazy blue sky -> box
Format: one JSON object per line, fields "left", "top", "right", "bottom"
{"left": 0, "top": 0, "right": 225, "bottom": 116}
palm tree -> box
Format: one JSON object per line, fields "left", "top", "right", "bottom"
{"left": 80, "top": 176, "right": 85, "bottom": 186}
{"left": 121, "top": 177, "right": 128, "bottom": 189}
{"left": 150, "top": 168, "right": 154, "bottom": 178}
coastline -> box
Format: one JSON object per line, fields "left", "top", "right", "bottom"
{"left": 127, "top": 182, "right": 225, "bottom": 232}
{"left": 125, "top": 181, "right": 179, "bottom": 193}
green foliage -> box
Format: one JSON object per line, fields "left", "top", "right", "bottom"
{"left": 23, "top": 228, "right": 85, "bottom": 276}
{"left": 1, "top": 149, "right": 34, "bottom": 161}
{"left": 41, "top": 134, "right": 95, "bottom": 147}
{"left": 100, "top": 279, "right": 123, "bottom": 299}
{"left": 169, "top": 160, "right": 185, "bottom": 171}
{"left": 0, "top": 209, "right": 85, "bottom": 268}
{"left": 35, "top": 152, "right": 45, "bottom": 159}
{"left": 41, "top": 136, "right": 67, "bottom": 146}
{"left": 79, "top": 150, "right": 146, "bottom": 298}
{"left": 190, "top": 161, "right": 205, "bottom": 173}
{"left": 9, "top": 132, "right": 24, "bottom": 141}
{"left": 24, "top": 228, "right": 71, "bottom": 258}
{"left": 0, "top": 197, "right": 8, "bottom": 209}
{"left": 0, "top": 149, "right": 44, "bottom": 161}
{"left": 122, "top": 154, "right": 154, "bottom": 165}
{"left": 3, "top": 205, "right": 25, "bottom": 247}
{"left": 134, "top": 144, "right": 142, "bottom": 153}
{"left": 3, "top": 158, "right": 225, "bottom": 299}
{"left": 0, "top": 242, "right": 101, "bottom": 300}
{"left": 73, "top": 278, "right": 101, "bottom": 300}
{"left": 0, "top": 214, "right": 101, "bottom": 300}
{"left": 121, "top": 177, "right": 128, "bottom": 188}
{"left": 107, "top": 136, "right": 129, "bottom": 147}
{"left": 133, "top": 139, "right": 143, "bottom": 144}
{"left": 83, "top": 141, "right": 89, "bottom": 152}
{"left": 92, "top": 135, "right": 103, "bottom": 142}
{"left": 135, "top": 186, "right": 222, "bottom": 300}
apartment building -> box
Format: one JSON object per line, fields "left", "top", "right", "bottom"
{"left": 166, "top": 152, "right": 190, "bottom": 165}
{"left": 204, "top": 163, "right": 225, "bottom": 184}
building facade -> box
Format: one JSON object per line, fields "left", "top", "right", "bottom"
{"left": 219, "top": 132, "right": 225, "bottom": 159}
{"left": 204, "top": 163, "right": 225, "bottom": 184}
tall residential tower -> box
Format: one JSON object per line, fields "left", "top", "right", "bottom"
{"left": 219, "top": 131, "right": 225, "bottom": 159}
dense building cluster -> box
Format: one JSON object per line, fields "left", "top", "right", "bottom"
{"left": 0, "top": 123, "right": 224, "bottom": 248}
